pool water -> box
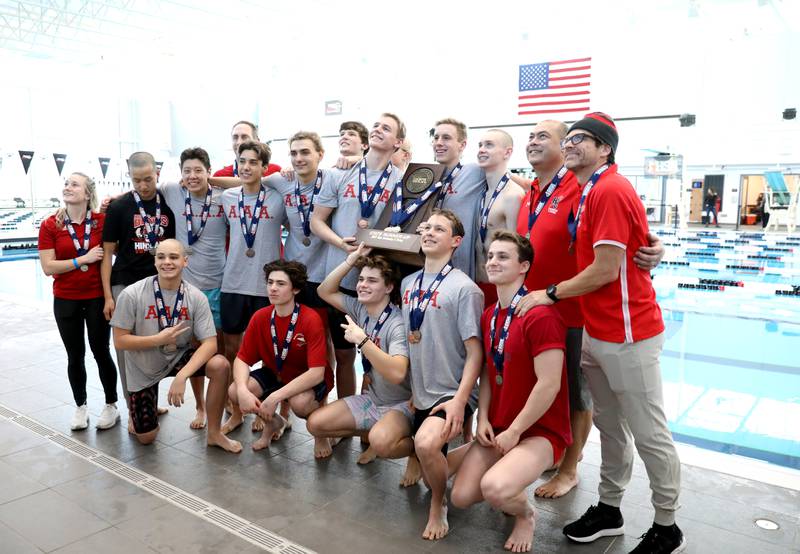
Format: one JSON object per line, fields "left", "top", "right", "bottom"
{"left": 3, "top": 228, "right": 800, "bottom": 469}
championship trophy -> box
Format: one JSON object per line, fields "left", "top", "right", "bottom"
{"left": 355, "top": 163, "right": 447, "bottom": 266}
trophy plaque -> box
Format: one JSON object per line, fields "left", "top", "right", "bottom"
{"left": 356, "top": 163, "right": 447, "bottom": 266}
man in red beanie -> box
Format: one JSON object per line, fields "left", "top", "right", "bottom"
{"left": 519, "top": 113, "right": 684, "bottom": 553}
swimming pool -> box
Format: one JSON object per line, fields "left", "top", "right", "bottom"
{"left": 3, "top": 228, "right": 799, "bottom": 470}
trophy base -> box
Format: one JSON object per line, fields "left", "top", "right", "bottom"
{"left": 355, "top": 228, "right": 423, "bottom": 267}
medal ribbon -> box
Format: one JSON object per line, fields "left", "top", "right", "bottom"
{"left": 152, "top": 277, "right": 186, "bottom": 331}
{"left": 184, "top": 186, "right": 212, "bottom": 245}
{"left": 270, "top": 303, "right": 301, "bottom": 374}
{"left": 434, "top": 163, "right": 463, "bottom": 208}
{"left": 479, "top": 174, "right": 510, "bottom": 243}
{"left": 132, "top": 191, "right": 162, "bottom": 250}
{"left": 489, "top": 285, "right": 527, "bottom": 382}
{"left": 232, "top": 159, "right": 238, "bottom": 177}
{"left": 409, "top": 262, "right": 453, "bottom": 332}
{"left": 239, "top": 184, "right": 267, "bottom": 250}
{"left": 390, "top": 164, "right": 463, "bottom": 227}
{"left": 64, "top": 210, "right": 92, "bottom": 255}
{"left": 526, "top": 165, "right": 568, "bottom": 238}
{"left": 295, "top": 170, "right": 323, "bottom": 239}
{"left": 361, "top": 303, "right": 393, "bottom": 374}
{"left": 567, "top": 164, "right": 609, "bottom": 245}
{"left": 358, "top": 159, "right": 392, "bottom": 220}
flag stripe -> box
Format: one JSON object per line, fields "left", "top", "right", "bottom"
{"left": 549, "top": 57, "right": 592, "bottom": 65}
{"left": 549, "top": 65, "right": 591, "bottom": 73}
{"left": 518, "top": 99, "right": 591, "bottom": 108}
{"left": 518, "top": 106, "right": 591, "bottom": 115}
{"left": 549, "top": 73, "right": 591, "bottom": 81}
{"left": 519, "top": 90, "right": 590, "bottom": 100}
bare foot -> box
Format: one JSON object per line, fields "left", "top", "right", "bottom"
{"left": 422, "top": 499, "right": 449, "bottom": 540}
{"left": 400, "top": 455, "right": 422, "bottom": 487}
{"left": 252, "top": 415, "right": 287, "bottom": 451}
{"left": 504, "top": 507, "right": 535, "bottom": 552}
{"left": 157, "top": 406, "right": 169, "bottom": 416}
{"left": 127, "top": 420, "right": 135, "bottom": 435}
{"left": 251, "top": 416, "right": 265, "bottom": 433}
{"left": 190, "top": 408, "right": 206, "bottom": 430}
{"left": 534, "top": 471, "right": 578, "bottom": 498}
{"left": 357, "top": 446, "right": 377, "bottom": 465}
{"left": 221, "top": 413, "right": 244, "bottom": 435}
{"left": 314, "top": 437, "right": 333, "bottom": 458}
{"left": 207, "top": 431, "right": 242, "bottom": 453}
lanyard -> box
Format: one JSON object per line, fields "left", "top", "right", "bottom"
{"left": 479, "top": 174, "right": 510, "bottom": 243}
{"left": 409, "top": 263, "right": 453, "bottom": 332}
{"left": 360, "top": 303, "right": 393, "bottom": 374}
{"left": 232, "top": 159, "right": 238, "bottom": 177}
{"left": 568, "top": 164, "right": 609, "bottom": 245}
{"left": 358, "top": 159, "right": 392, "bottom": 219}
{"left": 64, "top": 210, "right": 92, "bottom": 255}
{"left": 239, "top": 185, "right": 267, "bottom": 250}
{"left": 183, "top": 186, "right": 212, "bottom": 245}
{"left": 152, "top": 277, "right": 186, "bottom": 330}
{"left": 489, "top": 285, "right": 527, "bottom": 384}
{"left": 295, "top": 170, "right": 323, "bottom": 238}
{"left": 132, "top": 191, "right": 161, "bottom": 250}
{"left": 434, "top": 163, "right": 463, "bottom": 208}
{"left": 526, "top": 165, "right": 568, "bottom": 238}
{"left": 390, "top": 164, "right": 463, "bottom": 227}
{"left": 270, "top": 303, "right": 301, "bottom": 374}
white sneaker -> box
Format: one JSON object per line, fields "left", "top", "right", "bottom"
{"left": 70, "top": 404, "right": 89, "bottom": 431}
{"left": 96, "top": 403, "right": 120, "bottom": 430}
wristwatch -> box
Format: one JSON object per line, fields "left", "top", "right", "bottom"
{"left": 545, "top": 284, "right": 560, "bottom": 303}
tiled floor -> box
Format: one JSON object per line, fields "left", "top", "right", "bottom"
{"left": 1, "top": 295, "right": 799, "bottom": 553}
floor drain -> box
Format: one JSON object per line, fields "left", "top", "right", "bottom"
{"left": 755, "top": 518, "right": 779, "bottom": 530}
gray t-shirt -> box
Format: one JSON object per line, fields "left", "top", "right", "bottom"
{"left": 110, "top": 277, "right": 216, "bottom": 392}
{"left": 317, "top": 163, "right": 401, "bottom": 291}
{"left": 220, "top": 186, "right": 286, "bottom": 297}
{"left": 264, "top": 172, "right": 332, "bottom": 284}
{"left": 437, "top": 163, "right": 485, "bottom": 280}
{"left": 160, "top": 182, "right": 228, "bottom": 290}
{"left": 342, "top": 296, "right": 411, "bottom": 406}
{"left": 400, "top": 267, "right": 483, "bottom": 410}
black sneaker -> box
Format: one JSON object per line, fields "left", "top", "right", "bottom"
{"left": 629, "top": 523, "right": 686, "bottom": 553}
{"left": 563, "top": 503, "right": 625, "bottom": 543}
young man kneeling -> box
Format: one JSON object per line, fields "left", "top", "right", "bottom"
{"left": 450, "top": 231, "right": 571, "bottom": 553}
{"left": 111, "top": 239, "right": 240, "bottom": 453}
{"left": 308, "top": 245, "right": 416, "bottom": 472}
{"left": 226, "top": 260, "right": 334, "bottom": 454}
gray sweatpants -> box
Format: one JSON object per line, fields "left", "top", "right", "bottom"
{"left": 581, "top": 331, "right": 681, "bottom": 526}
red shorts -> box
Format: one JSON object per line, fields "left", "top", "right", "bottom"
{"left": 494, "top": 425, "right": 567, "bottom": 466}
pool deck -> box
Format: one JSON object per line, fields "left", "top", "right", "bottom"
{"left": 0, "top": 293, "right": 799, "bottom": 553}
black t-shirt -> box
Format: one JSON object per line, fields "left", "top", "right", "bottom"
{"left": 102, "top": 191, "right": 176, "bottom": 286}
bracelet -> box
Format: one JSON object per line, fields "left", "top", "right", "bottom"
{"left": 357, "top": 336, "right": 369, "bottom": 349}
{"left": 72, "top": 258, "right": 80, "bottom": 270}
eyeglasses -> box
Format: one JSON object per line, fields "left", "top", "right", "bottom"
{"left": 560, "top": 133, "right": 599, "bottom": 149}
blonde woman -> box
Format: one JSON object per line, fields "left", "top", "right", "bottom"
{"left": 39, "top": 173, "right": 120, "bottom": 430}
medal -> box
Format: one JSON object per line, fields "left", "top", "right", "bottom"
{"left": 63, "top": 209, "right": 92, "bottom": 257}
{"left": 357, "top": 158, "right": 392, "bottom": 223}
{"left": 132, "top": 191, "right": 162, "bottom": 253}
{"left": 239, "top": 184, "right": 267, "bottom": 258}
{"left": 184, "top": 185, "right": 212, "bottom": 245}
{"left": 390, "top": 164, "right": 462, "bottom": 227}
{"left": 479, "top": 174, "right": 510, "bottom": 243}
{"left": 568, "top": 164, "right": 609, "bottom": 247}
{"left": 149, "top": 247, "right": 157, "bottom": 256}
{"left": 408, "top": 263, "right": 453, "bottom": 342}
{"left": 152, "top": 276, "right": 186, "bottom": 354}
{"left": 185, "top": 246, "right": 193, "bottom": 255}
{"left": 271, "top": 302, "right": 302, "bottom": 373}
{"left": 295, "top": 170, "right": 323, "bottom": 247}
{"left": 80, "top": 264, "right": 88, "bottom": 272}
{"left": 361, "top": 304, "right": 393, "bottom": 373}
{"left": 526, "top": 165, "right": 568, "bottom": 238}
{"left": 489, "top": 285, "right": 527, "bottom": 387}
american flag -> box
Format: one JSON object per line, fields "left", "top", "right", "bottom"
{"left": 518, "top": 58, "right": 591, "bottom": 116}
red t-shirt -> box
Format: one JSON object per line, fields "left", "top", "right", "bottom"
{"left": 516, "top": 171, "right": 583, "bottom": 328}
{"left": 237, "top": 304, "right": 334, "bottom": 390}
{"left": 213, "top": 164, "right": 281, "bottom": 178}
{"left": 38, "top": 212, "right": 105, "bottom": 300}
{"left": 575, "top": 165, "right": 664, "bottom": 343}
{"left": 481, "top": 303, "right": 572, "bottom": 448}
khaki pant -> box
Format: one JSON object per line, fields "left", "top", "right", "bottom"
{"left": 582, "top": 331, "right": 681, "bottom": 525}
